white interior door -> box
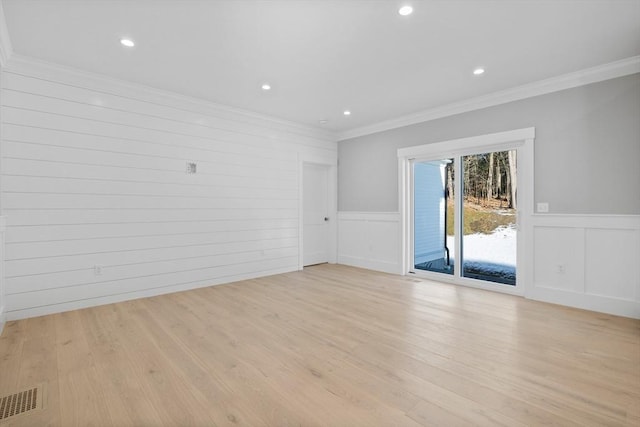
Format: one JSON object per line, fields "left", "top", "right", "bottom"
{"left": 303, "top": 163, "right": 329, "bottom": 266}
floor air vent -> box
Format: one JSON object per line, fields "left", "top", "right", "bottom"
{"left": 0, "top": 385, "right": 44, "bottom": 421}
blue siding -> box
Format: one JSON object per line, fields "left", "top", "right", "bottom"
{"left": 414, "top": 161, "right": 447, "bottom": 265}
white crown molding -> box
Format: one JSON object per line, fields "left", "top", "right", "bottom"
{"left": 338, "top": 56, "right": 640, "bottom": 141}
{"left": 5, "top": 54, "right": 338, "bottom": 143}
{"left": 0, "top": 1, "right": 13, "bottom": 66}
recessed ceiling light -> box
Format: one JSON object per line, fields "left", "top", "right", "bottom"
{"left": 261, "top": 83, "right": 271, "bottom": 91}
{"left": 473, "top": 68, "right": 485, "bottom": 75}
{"left": 398, "top": 5, "right": 413, "bottom": 16}
{"left": 343, "top": 110, "right": 351, "bottom": 116}
{"left": 120, "top": 38, "right": 135, "bottom": 47}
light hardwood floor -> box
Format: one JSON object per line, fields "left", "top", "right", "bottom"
{"left": 1, "top": 264, "right": 639, "bottom": 426}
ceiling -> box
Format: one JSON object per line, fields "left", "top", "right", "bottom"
{"left": 2, "top": 0, "right": 640, "bottom": 134}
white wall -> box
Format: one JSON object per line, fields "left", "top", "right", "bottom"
{"left": 0, "top": 56, "right": 336, "bottom": 320}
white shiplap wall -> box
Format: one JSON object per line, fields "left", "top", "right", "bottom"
{"left": 1, "top": 57, "right": 337, "bottom": 320}
{"left": 0, "top": 63, "right": 5, "bottom": 333}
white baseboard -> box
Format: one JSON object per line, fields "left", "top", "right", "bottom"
{"left": 6, "top": 266, "right": 296, "bottom": 321}
{"left": 527, "top": 286, "right": 640, "bottom": 318}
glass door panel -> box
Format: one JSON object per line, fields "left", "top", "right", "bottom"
{"left": 461, "top": 150, "right": 517, "bottom": 285}
{"left": 413, "top": 159, "right": 454, "bottom": 275}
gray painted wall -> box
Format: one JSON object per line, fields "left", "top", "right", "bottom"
{"left": 338, "top": 73, "right": 640, "bottom": 214}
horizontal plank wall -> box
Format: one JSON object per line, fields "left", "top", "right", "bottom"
{"left": 0, "top": 37, "right": 6, "bottom": 332}
{"left": 528, "top": 214, "right": 640, "bottom": 318}
{"left": 337, "top": 212, "right": 401, "bottom": 274}
{"left": 0, "top": 56, "right": 337, "bottom": 320}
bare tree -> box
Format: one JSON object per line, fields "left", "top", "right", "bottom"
{"left": 446, "top": 162, "right": 454, "bottom": 200}
{"left": 463, "top": 156, "right": 472, "bottom": 201}
{"left": 487, "top": 152, "right": 494, "bottom": 201}
{"left": 496, "top": 155, "right": 502, "bottom": 200}
{"left": 508, "top": 150, "right": 517, "bottom": 209}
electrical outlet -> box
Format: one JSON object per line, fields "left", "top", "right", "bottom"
{"left": 537, "top": 202, "right": 549, "bottom": 213}
{"left": 94, "top": 265, "right": 103, "bottom": 276}
{"left": 556, "top": 264, "right": 565, "bottom": 274}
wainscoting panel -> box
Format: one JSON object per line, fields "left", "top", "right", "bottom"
{"left": 337, "top": 212, "right": 401, "bottom": 274}
{"left": 533, "top": 226, "right": 586, "bottom": 293}
{"left": 584, "top": 228, "right": 639, "bottom": 300}
{"left": 529, "top": 214, "right": 640, "bottom": 318}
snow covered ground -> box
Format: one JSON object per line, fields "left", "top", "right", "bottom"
{"left": 447, "top": 225, "right": 516, "bottom": 280}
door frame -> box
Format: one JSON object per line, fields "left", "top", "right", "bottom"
{"left": 398, "top": 128, "right": 535, "bottom": 296}
{"left": 298, "top": 155, "right": 338, "bottom": 270}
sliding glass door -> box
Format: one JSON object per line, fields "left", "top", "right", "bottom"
{"left": 411, "top": 149, "right": 519, "bottom": 288}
